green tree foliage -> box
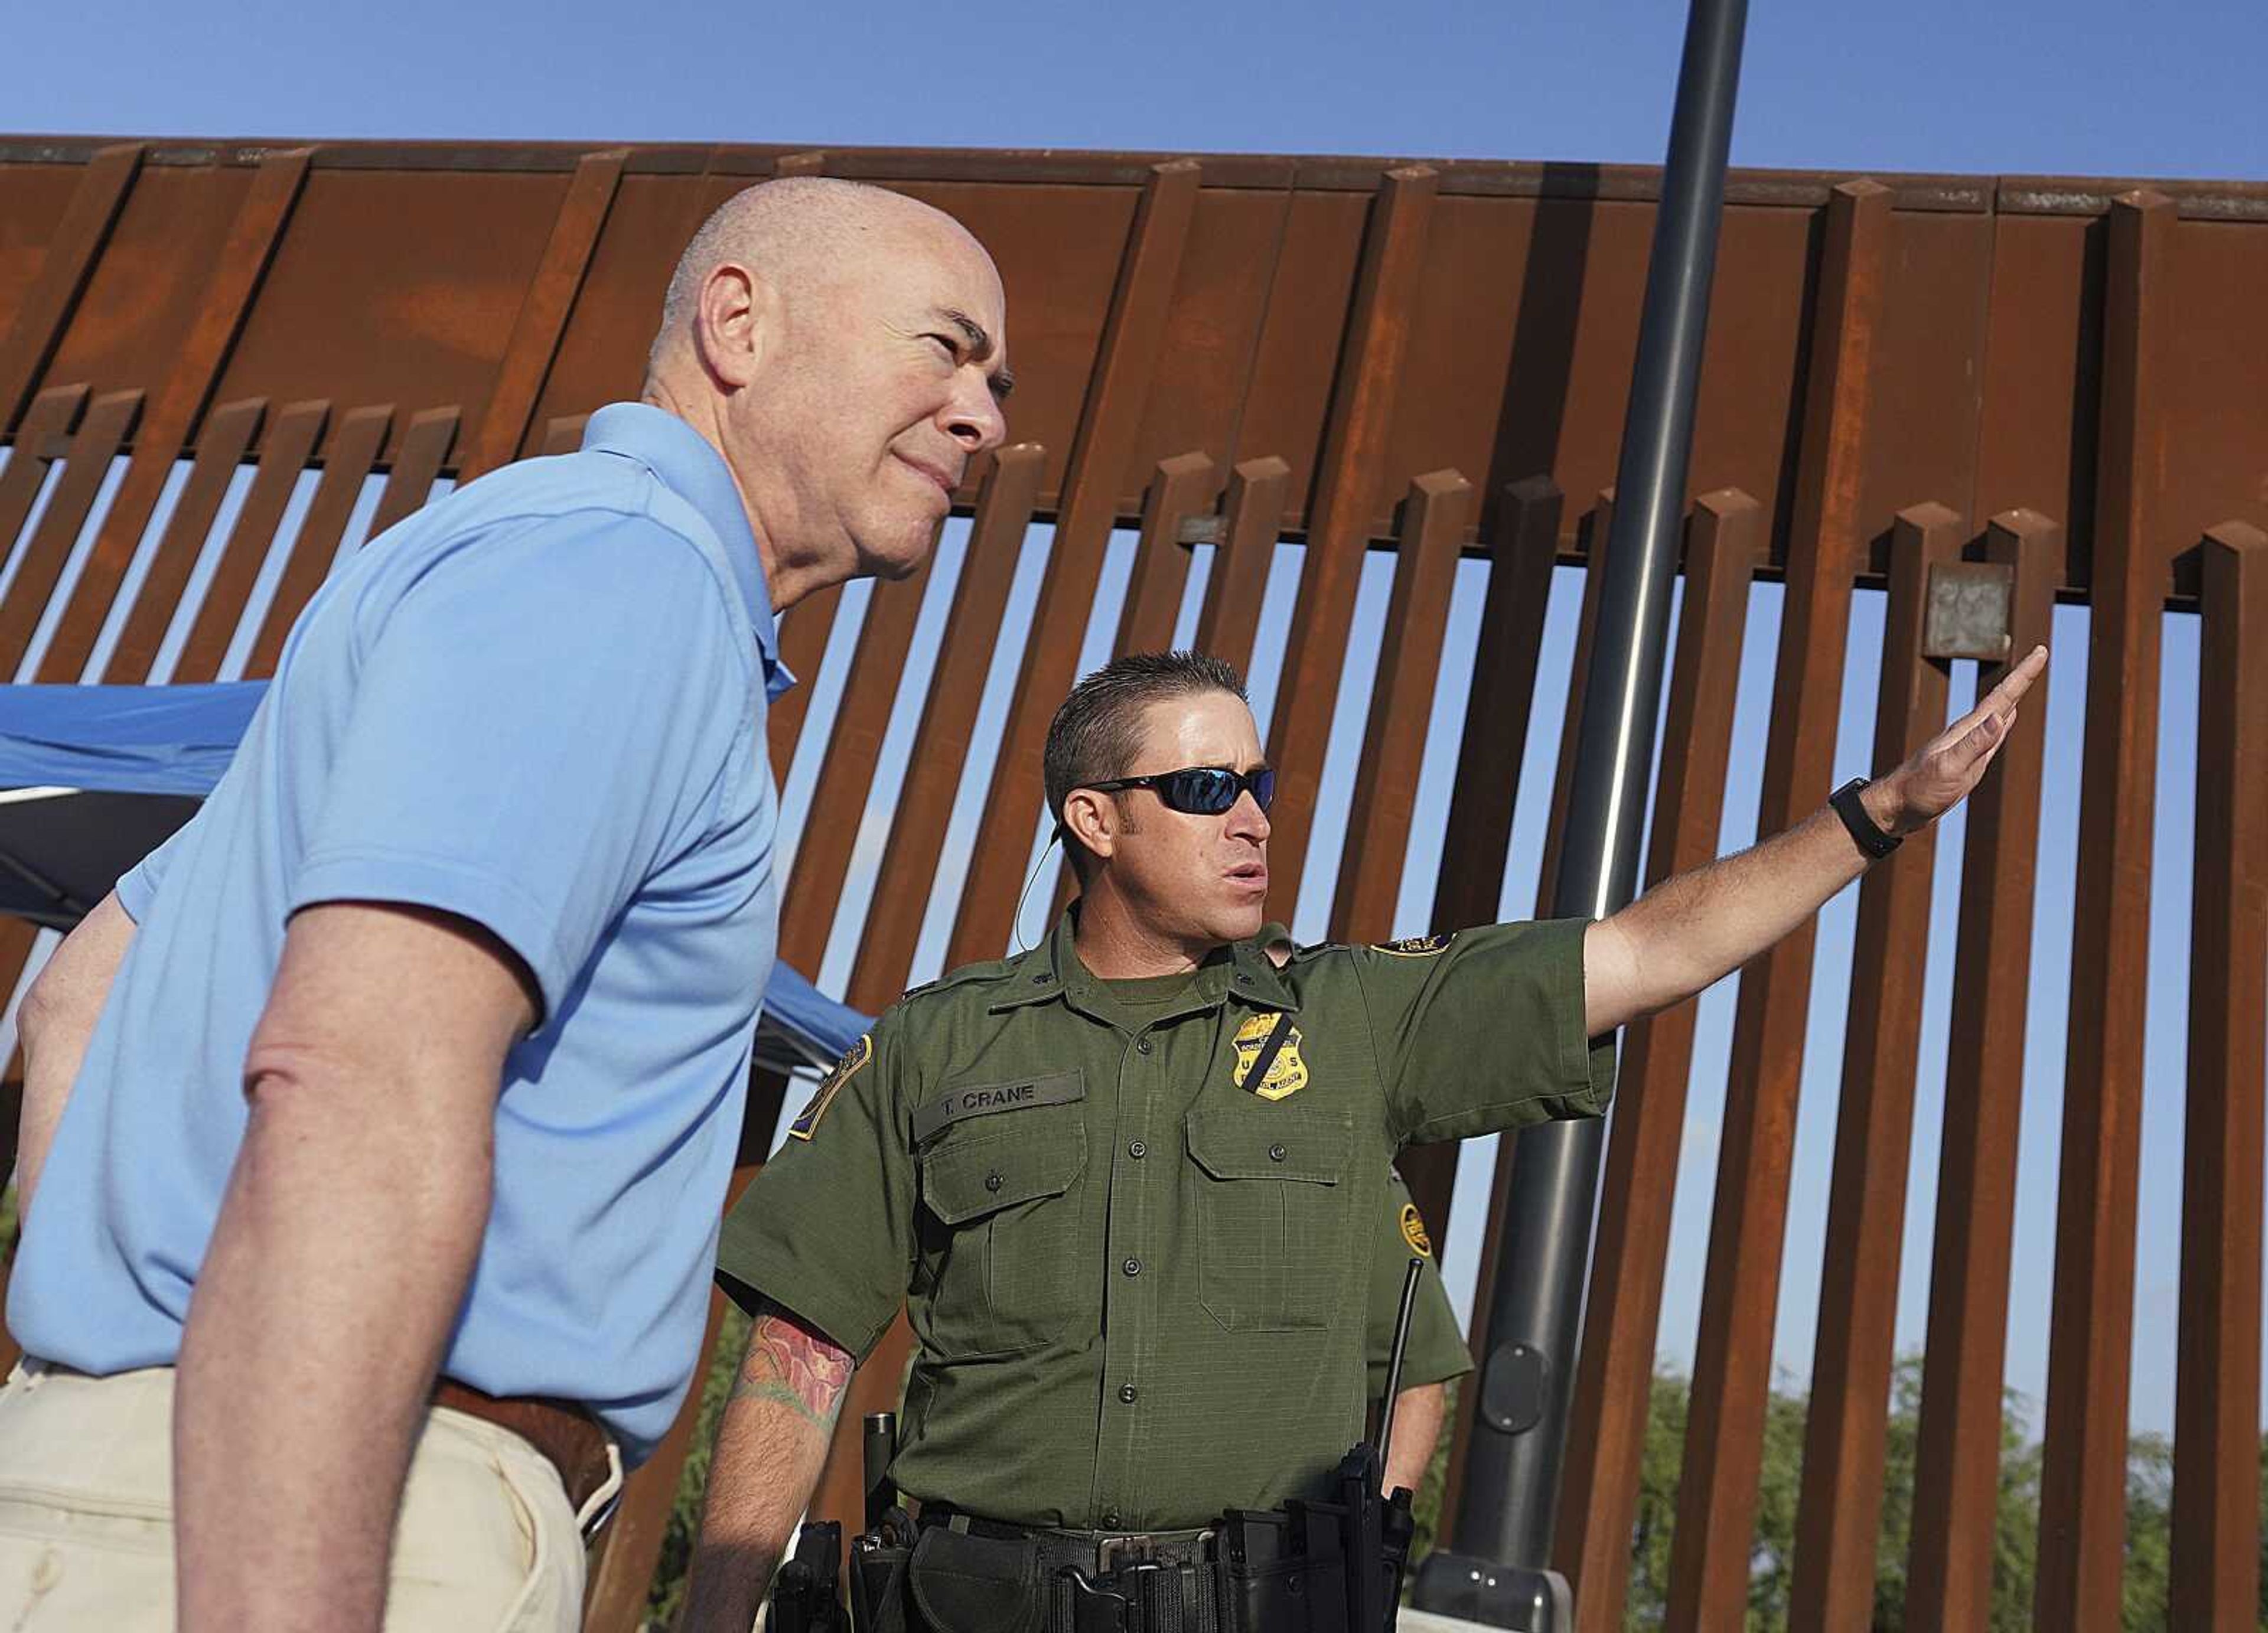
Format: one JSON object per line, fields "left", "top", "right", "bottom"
{"left": 1610, "top": 1358, "right": 2199, "bottom": 1632}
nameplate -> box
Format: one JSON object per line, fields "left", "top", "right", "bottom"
{"left": 912, "top": 1070, "right": 1085, "bottom": 1145}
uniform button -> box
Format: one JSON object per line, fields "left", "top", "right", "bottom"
{"left": 1136, "top": 1038, "right": 1154, "bottom": 1055}
{"left": 1119, "top": 1384, "right": 1139, "bottom": 1404}
{"left": 1236, "top": 973, "right": 1252, "bottom": 985}
{"left": 1269, "top": 1143, "right": 1288, "bottom": 1162}
{"left": 1032, "top": 973, "right": 1050, "bottom": 984}
{"left": 1123, "top": 1257, "right": 1142, "bottom": 1277}
{"left": 985, "top": 1171, "right": 1004, "bottom": 1192}
{"left": 1128, "top": 1139, "right": 1147, "bottom": 1159}
{"left": 1103, "top": 1508, "right": 1122, "bottom": 1528}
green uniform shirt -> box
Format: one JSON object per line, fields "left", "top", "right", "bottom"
{"left": 718, "top": 910, "right": 1610, "bottom": 1530}
{"left": 1373, "top": 1167, "right": 1468, "bottom": 1395}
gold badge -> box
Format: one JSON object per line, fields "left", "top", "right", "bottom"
{"left": 1400, "top": 1202, "right": 1433, "bottom": 1259}
{"left": 1230, "top": 1011, "right": 1309, "bottom": 1101}
{"left": 788, "top": 1033, "right": 872, "bottom": 1141}
{"left": 1372, "top": 933, "right": 1453, "bottom": 957}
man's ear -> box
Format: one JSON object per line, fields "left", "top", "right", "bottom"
{"left": 1061, "top": 788, "right": 1116, "bottom": 865}
{"left": 693, "top": 262, "right": 777, "bottom": 390}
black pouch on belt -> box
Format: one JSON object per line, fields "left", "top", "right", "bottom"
{"left": 907, "top": 1526, "right": 1045, "bottom": 1633}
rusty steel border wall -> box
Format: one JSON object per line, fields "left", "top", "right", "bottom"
{"left": 0, "top": 137, "right": 2262, "bottom": 1631}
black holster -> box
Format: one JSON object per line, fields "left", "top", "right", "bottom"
{"left": 905, "top": 1526, "right": 1045, "bottom": 1633}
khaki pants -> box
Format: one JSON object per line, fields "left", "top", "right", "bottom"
{"left": 0, "top": 1361, "right": 616, "bottom": 1631}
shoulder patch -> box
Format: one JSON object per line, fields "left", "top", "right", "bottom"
{"left": 1399, "top": 1201, "right": 1435, "bottom": 1259}
{"left": 787, "top": 1033, "right": 873, "bottom": 1142}
{"left": 1371, "top": 933, "right": 1454, "bottom": 957}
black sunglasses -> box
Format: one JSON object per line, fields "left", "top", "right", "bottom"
{"left": 1084, "top": 764, "right": 1276, "bottom": 816}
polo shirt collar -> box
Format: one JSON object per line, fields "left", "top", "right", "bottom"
{"left": 581, "top": 402, "right": 790, "bottom": 696}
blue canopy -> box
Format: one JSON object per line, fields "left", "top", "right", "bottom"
{"left": 0, "top": 682, "right": 868, "bottom": 1073}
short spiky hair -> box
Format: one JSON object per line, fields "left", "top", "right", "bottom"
{"left": 1044, "top": 651, "right": 1250, "bottom": 876}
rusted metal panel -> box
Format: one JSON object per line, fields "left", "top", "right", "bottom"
{"left": 1264, "top": 167, "right": 1437, "bottom": 920}
{"left": 1326, "top": 470, "right": 1469, "bottom": 942}
{"left": 240, "top": 403, "right": 393, "bottom": 677}
{"left": 34, "top": 149, "right": 309, "bottom": 684}
{"left": 210, "top": 168, "right": 581, "bottom": 463}
{"left": 1190, "top": 457, "right": 1288, "bottom": 673}
{"left": 1787, "top": 502, "right": 1960, "bottom": 1629}
{"left": 945, "top": 161, "right": 1201, "bottom": 966}
{"left": 170, "top": 399, "right": 328, "bottom": 683}
{"left": 1971, "top": 212, "right": 2101, "bottom": 591}
{"left": 766, "top": 583, "right": 843, "bottom": 778}
{"left": 1554, "top": 491, "right": 1761, "bottom": 1632}
{"left": 2168, "top": 520, "right": 2267, "bottom": 1629}
{"left": 0, "top": 144, "right": 142, "bottom": 431}
{"left": 31, "top": 162, "right": 257, "bottom": 409}
{"left": 466, "top": 149, "right": 627, "bottom": 477}
{"left": 102, "top": 394, "right": 266, "bottom": 681}
{"left": 847, "top": 443, "right": 1047, "bottom": 1013}
{"left": 1123, "top": 190, "right": 1290, "bottom": 499}
{"left": 0, "top": 387, "right": 144, "bottom": 676}
{"left": 0, "top": 385, "right": 88, "bottom": 553}
{"left": 367, "top": 405, "right": 460, "bottom": 537}
{"left": 1903, "top": 509, "right": 2060, "bottom": 1632}
{"left": 2035, "top": 191, "right": 2173, "bottom": 1633}
{"left": 773, "top": 570, "right": 929, "bottom": 977}
{"left": 2156, "top": 223, "right": 2268, "bottom": 597}
{"left": 1666, "top": 178, "right": 1889, "bottom": 1633}
{"left": 1113, "top": 453, "right": 1217, "bottom": 656}
{"left": 1852, "top": 218, "right": 1990, "bottom": 575}
{"left": 532, "top": 171, "right": 729, "bottom": 436}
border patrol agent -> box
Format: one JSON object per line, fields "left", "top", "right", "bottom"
{"left": 685, "top": 641, "right": 2048, "bottom": 1633}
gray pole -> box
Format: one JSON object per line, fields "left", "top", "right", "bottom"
{"left": 1450, "top": 0, "right": 1751, "bottom": 1572}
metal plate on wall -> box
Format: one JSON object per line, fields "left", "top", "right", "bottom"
{"left": 1923, "top": 559, "right": 2015, "bottom": 660}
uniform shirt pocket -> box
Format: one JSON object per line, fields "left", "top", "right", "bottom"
{"left": 1185, "top": 1104, "right": 1353, "bottom": 1332}
{"left": 917, "top": 1104, "right": 1089, "bottom": 1357}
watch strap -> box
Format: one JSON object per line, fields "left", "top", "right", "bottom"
{"left": 1830, "top": 777, "right": 1901, "bottom": 859}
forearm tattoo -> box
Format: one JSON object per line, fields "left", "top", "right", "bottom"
{"left": 731, "top": 1301, "right": 855, "bottom": 1428}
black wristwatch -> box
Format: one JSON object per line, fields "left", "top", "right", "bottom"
{"left": 1830, "top": 777, "right": 1901, "bottom": 859}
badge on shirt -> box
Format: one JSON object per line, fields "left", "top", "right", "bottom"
{"left": 1400, "top": 1202, "right": 1434, "bottom": 1259}
{"left": 1230, "top": 1011, "right": 1309, "bottom": 1101}
{"left": 788, "top": 1033, "right": 872, "bottom": 1142}
{"left": 1372, "top": 933, "right": 1454, "bottom": 957}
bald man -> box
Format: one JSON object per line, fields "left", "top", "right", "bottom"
{"left": 0, "top": 178, "right": 1009, "bottom": 1633}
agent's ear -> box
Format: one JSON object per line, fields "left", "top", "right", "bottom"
{"left": 692, "top": 261, "right": 779, "bottom": 391}
{"left": 1061, "top": 788, "right": 1118, "bottom": 866}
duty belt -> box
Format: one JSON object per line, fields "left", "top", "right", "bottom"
{"left": 919, "top": 1511, "right": 1233, "bottom": 1633}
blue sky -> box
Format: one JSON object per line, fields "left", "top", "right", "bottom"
{"left": 12, "top": 0, "right": 2263, "bottom": 1438}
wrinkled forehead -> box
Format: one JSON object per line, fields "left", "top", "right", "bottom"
{"left": 842, "top": 212, "right": 1007, "bottom": 333}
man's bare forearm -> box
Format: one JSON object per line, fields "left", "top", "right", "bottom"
{"left": 1583, "top": 646, "right": 2048, "bottom": 1035}
{"left": 175, "top": 1074, "right": 493, "bottom": 1632}
{"left": 682, "top": 1300, "right": 855, "bottom": 1633}
{"left": 1586, "top": 801, "right": 1868, "bottom": 1034}
{"left": 1384, "top": 1381, "right": 1446, "bottom": 1494}
{"left": 14, "top": 892, "right": 135, "bottom": 1221}
{"left": 175, "top": 902, "right": 530, "bottom": 1633}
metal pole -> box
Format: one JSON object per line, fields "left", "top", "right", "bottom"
{"left": 1451, "top": 0, "right": 1751, "bottom": 1573}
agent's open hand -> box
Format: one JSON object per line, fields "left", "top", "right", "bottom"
{"left": 1868, "top": 644, "right": 2048, "bottom": 836}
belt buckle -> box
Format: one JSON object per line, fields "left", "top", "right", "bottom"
{"left": 1096, "top": 1533, "right": 1153, "bottom": 1573}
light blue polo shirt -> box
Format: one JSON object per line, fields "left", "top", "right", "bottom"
{"left": 9, "top": 403, "right": 788, "bottom": 1465}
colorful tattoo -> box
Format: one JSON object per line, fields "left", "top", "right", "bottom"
{"left": 732, "top": 1302, "right": 855, "bottom": 1427}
